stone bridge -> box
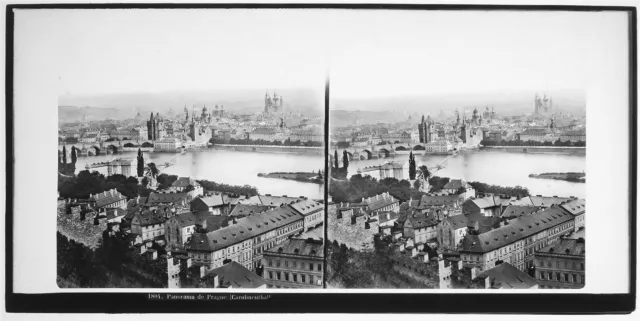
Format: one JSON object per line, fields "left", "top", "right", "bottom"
{"left": 58, "top": 140, "right": 153, "bottom": 157}
{"left": 330, "top": 142, "right": 427, "bottom": 162}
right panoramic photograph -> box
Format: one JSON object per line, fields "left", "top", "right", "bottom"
{"left": 326, "top": 10, "right": 587, "bottom": 289}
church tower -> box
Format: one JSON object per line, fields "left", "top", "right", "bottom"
{"left": 147, "top": 113, "right": 155, "bottom": 140}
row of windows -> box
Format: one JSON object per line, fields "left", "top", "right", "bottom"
{"left": 267, "top": 260, "right": 322, "bottom": 271}
{"left": 267, "top": 271, "right": 317, "bottom": 284}
{"left": 536, "top": 259, "right": 584, "bottom": 270}
{"left": 538, "top": 271, "right": 584, "bottom": 284}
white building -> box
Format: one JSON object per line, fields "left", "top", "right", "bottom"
{"left": 154, "top": 137, "right": 182, "bottom": 152}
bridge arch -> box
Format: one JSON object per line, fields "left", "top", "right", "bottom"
{"left": 89, "top": 145, "right": 101, "bottom": 156}
{"left": 359, "top": 149, "right": 373, "bottom": 160}
{"left": 107, "top": 145, "right": 118, "bottom": 154}
{"left": 413, "top": 145, "right": 425, "bottom": 151}
{"left": 378, "top": 148, "right": 390, "bottom": 158}
{"left": 395, "top": 146, "right": 407, "bottom": 151}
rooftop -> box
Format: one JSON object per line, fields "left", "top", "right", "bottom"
{"left": 264, "top": 238, "right": 324, "bottom": 258}
{"left": 209, "top": 261, "right": 266, "bottom": 288}
{"left": 537, "top": 238, "right": 585, "bottom": 257}
{"left": 477, "top": 263, "right": 538, "bottom": 289}
{"left": 461, "top": 207, "right": 574, "bottom": 253}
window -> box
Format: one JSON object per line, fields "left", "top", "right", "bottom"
{"left": 268, "top": 271, "right": 273, "bottom": 279}
{"left": 293, "top": 261, "right": 297, "bottom": 269}
{"left": 580, "top": 263, "right": 584, "bottom": 270}
{"left": 276, "top": 260, "right": 281, "bottom": 267}
{"left": 293, "top": 274, "right": 298, "bottom": 282}
{"left": 301, "top": 275, "right": 306, "bottom": 283}
{"left": 309, "top": 275, "right": 314, "bottom": 284}
{"left": 284, "top": 273, "right": 289, "bottom": 281}
{"left": 556, "top": 261, "right": 560, "bottom": 268}
{"left": 546, "top": 260, "right": 551, "bottom": 268}
{"left": 318, "top": 264, "right": 322, "bottom": 272}
{"left": 285, "top": 261, "right": 289, "bottom": 268}
{"left": 276, "top": 272, "right": 281, "bottom": 280}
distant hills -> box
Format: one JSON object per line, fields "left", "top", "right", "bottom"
{"left": 58, "top": 88, "right": 324, "bottom": 123}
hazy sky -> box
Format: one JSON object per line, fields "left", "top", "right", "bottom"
{"left": 16, "top": 9, "right": 627, "bottom": 100}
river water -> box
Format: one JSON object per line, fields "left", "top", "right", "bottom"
{"left": 75, "top": 149, "right": 585, "bottom": 200}
{"left": 75, "top": 150, "right": 325, "bottom": 200}
{"left": 349, "top": 149, "right": 586, "bottom": 199}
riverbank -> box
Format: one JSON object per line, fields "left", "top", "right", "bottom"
{"left": 529, "top": 172, "right": 586, "bottom": 183}
{"left": 481, "top": 145, "right": 586, "bottom": 155}
{"left": 214, "top": 144, "right": 324, "bottom": 155}
{"left": 258, "top": 172, "right": 323, "bottom": 184}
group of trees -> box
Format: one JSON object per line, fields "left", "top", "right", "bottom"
{"left": 63, "top": 137, "right": 79, "bottom": 144}
{"left": 329, "top": 174, "right": 426, "bottom": 203}
{"left": 196, "top": 179, "right": 259, "bottom": 197}
{"left": 330, "top": 150, "right": 349, "bottom": 179}
{"left": 480, "top": 139, "right": 586, "bottom": 147}
{"left": 58, "top": 146, "right": 77, "bottom": 175}
{"left": 327, "top": 235, "right": 430, "bottom": 288}
{"left": 468, "top": 181, "right": 531, "bottom": 197}
{"left": 227, "top": 137, "right": 323, "bottom": 147}
{"left": 58, "top": 170, "right": 142, "bottom": 199}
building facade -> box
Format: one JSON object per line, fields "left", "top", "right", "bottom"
{"left": 262, "top": 238, "right": 324, "bottom": 289}
{"left": 534, "top": 238, "right": 585, "bottom": 289}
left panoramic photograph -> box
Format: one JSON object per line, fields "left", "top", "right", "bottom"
{"left": 55, "top": 10, "right": 326, "bottom": 289}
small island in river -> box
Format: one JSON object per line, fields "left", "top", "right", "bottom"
{"left": 528, "top": 172, "right": 585, "bottom": 183}
{"left": 258, "top": 172, "right": 324, "bottom": 184}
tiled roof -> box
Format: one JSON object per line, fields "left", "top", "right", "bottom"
{"left": 477, "top": 263, "right": 538, "bottom": 289}
{"left": 537, "top": 238, "right": 585, "bottom": 257}
{"left": 91, "top": 189, "right": 127, "bottom": 208}
{"left": 195, "top": 194, "right": 225, "bottom": 208}
{"left": 172, "top": 212, "right": 197, "bottom": 227}
{"left": 209, "top": 261, "right": 266, "bottom": 288}
{"left": 172, "top": 177, "right": 200, "bottom": 188}
{"left": 244, "top": 195, "right": 304, "bottom": 207}
{"left": 501, "top": 206, "right": 543, "bottom": 219}
{"left": 264, "top": 238, "right": 324, "bottom": 258}
{"left": 221, "top": 194, "right": 247, "bottom": 206}
{"left": 289, "top": 199, "right": 324, "bottom": 216}
{"left": 229, "top": 204, "right": 271, "bottom": 217}
{"left": 529, "top": 196, "right": 573, "bottom": 208}
{"left": 559, "top": 199, "right": 585, "bottom": 216}
{"left": 359, "top": 193, "right": 399, "bottom": 212}
{"left": 251, "top": 127, "right": 277, "bottom": 135}
{"left": 461, "top": 207, "right": 574, "bottom": 253}
{"left": 443, "top": 179, "right": 470, "bottom": 190}
{"left": 200, "top": 215, "right": 230, "bottom": 232}
{"left": 419, "top": 194, "right": 462, "bottom": 207}
{"left": 444, "top": 214, "right": 469, "bottom": 230}
{"left": 147, "top": 192, "right": 191, "bottom": 204}
{"left": 406, "top": 212, "right": 439, "bottom": 229}
{"left": 134, "top": 210, "right": 167, "bottom": 227}
{"left": 188, "top": 205, "right": 304, "bottom": 252}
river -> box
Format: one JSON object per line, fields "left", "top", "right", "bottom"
{"left": 75, "top": 150, "right": 325, "bottom": 200}
{"left": 349, "top": 149, "right": 586, "bottom": 199}
{"left": 76, "top": 149, "right": 585, "bottom": 200}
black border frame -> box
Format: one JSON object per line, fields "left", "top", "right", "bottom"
{"left": 5, "top": 3, "right": 637, "bottom": 314}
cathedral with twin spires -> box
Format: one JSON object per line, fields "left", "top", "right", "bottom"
{"left": 264, "top": 91, "right": 284, "bottom": 115}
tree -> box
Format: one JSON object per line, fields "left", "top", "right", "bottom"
{"left": 62, "top": 145, "right": 67, "bottom": 164}
{"left": 413, "top": 179, "right": 421, "bottom": 190}
{"left": 418, "top": 165, "right": 430, "bottom": 180}
{"left": 71, "top": 147, "right": 77, "bottom": 164}
{"left": 342, "top": 150, "right": 349, "bottom": 169}
{"left": 334, "top": 150, "right": 339, "bottom": 169}
{"left": 408, "top": 151, "right": 416, "bottom": 180}
{"left": 146, "top": 162, "right": 159, "bottom": 178}
{"left": 137, "top": 148, "right": 144, "bottom": 177}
